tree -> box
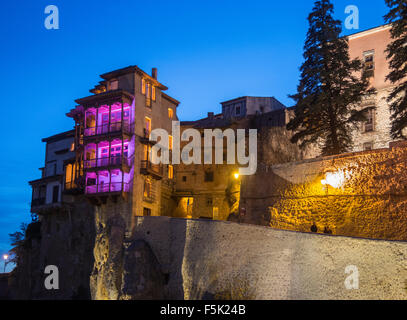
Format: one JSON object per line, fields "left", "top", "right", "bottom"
{"left": 385, "top": 0, "right": 407, "bottom": 139}
{"left": 8, "top": 223, "right": 27, "bottom": 266}
{"left": 287, "top": 0, "right": 372, "bottom": 156}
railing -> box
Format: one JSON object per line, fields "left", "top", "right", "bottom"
{"left": 84, "top": 122, "right": 134, "bottom": 137}
{"left": 85, "top": 182, "right": 131, "bottom": 194}
{"left": 84, "top": 155, "right": 134, "bottom": 169}
{"left": 31, "top": 198, "right": 46, "bottom": 207}
{"left": 140, "top": 160, "right": 163, "bottom": 176}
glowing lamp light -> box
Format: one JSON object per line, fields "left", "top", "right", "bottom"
{"left": 234, "top": 173, "right": 240, "bottom": 180}
{"left": 321, "top": 170, "right": 351, "bottom": 189}
{"left": 3, "top": 254, "right": 8, "bottom": 260}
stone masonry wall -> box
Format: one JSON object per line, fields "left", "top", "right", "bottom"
{"left": 128, "top": 217, "right": 407, "bottom": 300}
{"left": 240, "top": 142, "right": 407, "bottom": 240}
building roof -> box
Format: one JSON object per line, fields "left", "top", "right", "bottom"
{"left": 162, "top": 92, "right": 180, "bottom": 106}
{"left": 75, "top": 89, "right": 134, "bottom": 106}
{"left": 347, "top": 23, "right": 391, "bottom": 40}
{"left": 42, "top": 130, "right": 75, "bottom": 143}
{"left": 181, "top": 113, "right": 231, "bottom": 129}
{"left": 100, "top": 65, "right": 168, "bottom": 90}
{"left": 220, "top": 96, "right": 286, "bottom": 107}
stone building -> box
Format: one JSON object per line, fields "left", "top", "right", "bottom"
{"left": 29, "top": 130, "right": 75, "bottom": 216}
{"left": 347, "top": 24, "right": 395, "bottom": 152}
{"left": 221, "top": 96, "right": 286, "bottom": 120}
{"left": 28, "top": 25, "right": 401, "bottom": 224}
{"left": 172, "top": 113, "right": 241, "bottom": 220}
{"left": 64, "top": 66, "right": 179, "bottom": 226}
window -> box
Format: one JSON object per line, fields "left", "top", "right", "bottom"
{"left": 364, "top": 50, "right": 375, "bottom": 77}
{"left": 168, "top": 108, "right": 174, "bottom": 119}
{"left": 146, "top": 83, "right": 151, "bottom": 99}
{"left": 168, "top": 165, "right": 174, "bottom": 179}
{"left": 235, "top": 104, "right": 241, "bottom": 116}
{"left": 109, "top": 80, "right": 118, "bottom": 90}
{"left": 182, "top": 176, "right": 187, "bottom": 182}
{"left": 143, "top": 207, "right": 151, "bottom": 216}
{"left": 143, "top": 178, "right": 152, "bottom": 198}
{"left": 364, "top": 107, "right": 375, "bottom": 132}
{"left": 144, "top": 117, "right": 151, "bottom": 136}
{"left": 70, "top": 142, "right": 75, "bottom": 152}
{"left": 142, "top": 78, "right": 146, "bottom": 94}
{"left": 152, "top": 86, "right": 156, "bottom": 101}
{"left": 204, "top": 171, "right": 214, "bottom": 182}
{"left": 363, "top": 142, "right": 373, "bottom": 151}
{"left": 143, "top": 145, "right": 151, "bottom": 161}
{"left": 52, "top": 185, "right": 59, "bottom": 203}
{"left": 169, "top": 135, "right": 173, "bottom": 150}
{"left": 206, "top": 196, "right": 213, "bottom": 207}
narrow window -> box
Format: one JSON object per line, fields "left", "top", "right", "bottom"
{"left": 364, "top": 107, "right": 375, "bottom": 132}
{"left": 143, "top": 178, "right": 152, "bottom": 198}
{"left": 145, "top": 118, "right": 151, "bottom": 137}
{"left": 146, "top": 83, "right": 151, "bottom": 99}
{"left": 52, "top": 185, "right": 59, "bottom": 203}
{"left": 169, "top": 135, "right": 173, "bottom": 150}
{"left": 363, "top": 50, "right": 375, "bottom": 77}
{"left": 141, "top": 78, "right": 146, "bottom": 94}
{"left": 152, "top": 86, "right": 156, "bottom": 101}
{"left": 168, "top": 165, "right": 174, "bottom": 179}
{"left": 235, "top": 105, "right": 241, "bottom": 116}
{"left": 168, "top": 108, "right": 174, "bottom": 119}
{"left": 182, "top": 176, "right": 187, "bottom": 182}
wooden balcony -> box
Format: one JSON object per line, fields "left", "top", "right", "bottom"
{"left": 84, "top": 155, "right": 134, "bottom": 172}
{"left": 84, "top": 122, "right": 134, "bottom": 141}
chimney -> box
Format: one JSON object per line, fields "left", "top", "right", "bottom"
{"left": 152, "top": 68, "right": 157, "bottom": 80}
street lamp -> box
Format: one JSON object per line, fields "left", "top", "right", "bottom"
{"left": 3, "top": 254, "right": 9, "bottom": 273}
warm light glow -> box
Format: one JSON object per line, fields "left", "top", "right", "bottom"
{"left": 234, "top": 173, "right": 240, "bottom": 179}
{"left": 321, "top": 169, "right": 351, "bottom": 188}
{"left": 3, "top": 254, "right": 8, "bottom": 260}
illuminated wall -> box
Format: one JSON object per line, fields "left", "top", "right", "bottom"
{"left": 240, "top": 142, "right": 407, "bottom": 241}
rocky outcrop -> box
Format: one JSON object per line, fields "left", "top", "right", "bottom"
{"left": 120, "top": 240, "right": 166, "bottom": 300}
{"left": 9, "top": 200, "right": 96, "bottom": 299}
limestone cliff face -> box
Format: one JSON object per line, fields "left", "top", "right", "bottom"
{"left": 9, "top": 200, "right": 96, "bottom": 299}
{"left": 90, "top": 204, "right": 166, "bottom": 300}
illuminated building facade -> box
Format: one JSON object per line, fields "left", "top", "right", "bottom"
{"left": 64, "top": 66, "right": 179, "bottom": 217}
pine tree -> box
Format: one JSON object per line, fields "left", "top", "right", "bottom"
{"left": 385, "top": 0, "right": 407, "bottom": 139}
{"left": 287, "top": 0, "right": 372, "bottom": 156}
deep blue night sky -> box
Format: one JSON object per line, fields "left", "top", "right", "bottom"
{"left": 0, "top": 0, "right": 388, "bottom": 271}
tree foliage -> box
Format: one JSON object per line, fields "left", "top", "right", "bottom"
{"left": 8, "top": 223, "right": 27, "bottom": 265}
{"left": 385, "top": 0, "right": 407, "bottom": 139}
{"left": 287, "top": 0, "right": 372, "bottom": 156}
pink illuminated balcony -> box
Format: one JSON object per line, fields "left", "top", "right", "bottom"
{"left": 85, "top": 182, "right": 131, "bottom": 194}
{"left": 85, "top": 169, "right": 132, "bottom": 195}
{"left": 84, "top": 154, "right": 134, "bottom": 170}
{"left": 84, "top": 121, "right": 134, "bottom": 137}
